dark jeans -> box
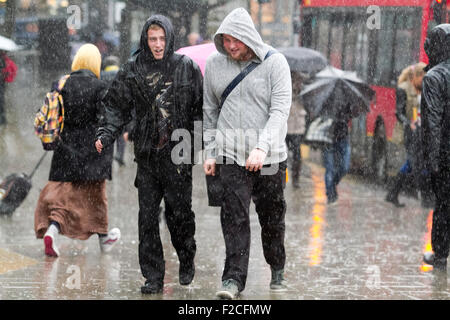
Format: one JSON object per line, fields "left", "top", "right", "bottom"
{"left": 431, "top": 169, "right": 450, "bottom": 260}
{"left": 135, "top": 148, "right": 196, "bottom": 284}
{"left": 220, "top": 159, "right": 287, "bottom": 291}
{"left": 322, "top": 138, "right": 351, "bottom": 202}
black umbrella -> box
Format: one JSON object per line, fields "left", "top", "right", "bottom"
{"left": 300, "top": 66, "right": 375, "bottom": 120}
{"left": 278, "top": 46, "right": 327, "bottom": 77}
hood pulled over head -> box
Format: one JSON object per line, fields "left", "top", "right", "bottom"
{"left": 137, "top": 14, "right": 175, "bottom": 61}
{"left": 213, "top": 8, "right": 269, "bottom": 62}
{"left": 424, "top": 23, "right": 450, "bottom": 70}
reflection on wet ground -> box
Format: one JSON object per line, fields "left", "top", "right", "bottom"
{"left": 0, "top": 57, "right": 448, "bottom": 300}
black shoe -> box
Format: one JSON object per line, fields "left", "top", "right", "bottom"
{"left": 270, "top": 268, "right": 288, "bottom": 291}
{"left": 327, "top": 196, "right": 338, "bottom": 206}
{"left": 216, "top": 279, "right": 240, "bottom": 300}
{"left": 179, "top": 261, "right": 195, "bottom": 285}
{"left": 141, "top": 281, "right": 163, "bottom": 294}
{"left": 385, "top": 195, "right": 405, "bottom": 208}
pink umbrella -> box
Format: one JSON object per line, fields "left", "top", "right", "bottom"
{"left": 176, "top": 42, "right": 217, "bottom": 76}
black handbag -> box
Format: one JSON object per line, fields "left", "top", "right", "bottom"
{"left": 205, "top": 50, "right": 276, "bottom": 207}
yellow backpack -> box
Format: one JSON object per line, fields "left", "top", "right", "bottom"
{"left": 34, "top": 75, "right": 70, "bottom": 150}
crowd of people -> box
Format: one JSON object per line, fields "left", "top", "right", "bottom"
{"left": 1, "top": 6, "right": 448, "bottom": 299}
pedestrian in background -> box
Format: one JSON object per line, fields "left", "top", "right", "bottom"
{"left": 0, "top": 50, "right": 17, "bottom": 125}
{"left": 96, "top": 15, "right": 203, "bottom": 294}
{"left": 286, "top": 71, "right": 307, "bottom": 189}
{"left": 203, "top": 8, "right": 291, "bottom": 299}
{"left": 188, "top": 32, "right": 203, "bottom": 46}
{"left": 34, "top": 44, "right": 120, "bottom": 257}
{"left": 321, "top": 105, "right": 351, "bottom": 205}
{"left": 101, "top": 55, "right": 127, "bottom": 166}
{"left": 421, "top": 24, "right": 450, "bottom": 273}
{"left": 385, "top": 62, "right": 429, "bottom": 208}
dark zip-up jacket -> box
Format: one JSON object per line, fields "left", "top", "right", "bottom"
{"left": 421, "top": 24, "right": 450, "bottom": 174}
{"left": 96, "top": 15, "right": 203, "bottom": 164}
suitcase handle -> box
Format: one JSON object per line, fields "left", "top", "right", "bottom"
{"left": 28, "top": 152, "right": 48, "bottom": 179}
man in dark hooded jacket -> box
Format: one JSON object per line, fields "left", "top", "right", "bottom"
{"left": 421, "top": 24, "right": 450, "bottom": 272}
{"left": 95, "top": 15, "right": 203, "bottom": 294}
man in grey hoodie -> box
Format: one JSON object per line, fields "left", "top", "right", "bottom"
{"left": 203, "top": 8, "right": 292, "bottom": 299}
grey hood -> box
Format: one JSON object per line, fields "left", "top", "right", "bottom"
{"left": 203, "top": 8, "right": 292, "bottom": 166}
{"left": 214, "top": 8, "right": 270, "bottom": 62}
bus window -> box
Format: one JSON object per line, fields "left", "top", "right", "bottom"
{"left": 329, "top": 13, "right": 344, "bottom": 68}
{"left": 355, "top": 29, "right": 370, "bottom": 82}
{"left": 315, "top": 12, "right": 331, "bottom": 58}
{"left": 300, "top": 14, "right": 313, "bottom": 48}
{"left": 427, "top": 3, "right": 448, "bottom": 35}
{"left": 431, "top": 0, "right": 448, "bottom": 25}
{"left": 303, "top": 7, "right": 371, "bottom": 82}
{"left": 342, "top": 13, "right": 357, "bottom": 71}
{"left": 373, "top": 10, "right": 396, "bottom": 86}
{"left": 393, "top": 10, "right": 421, "bottom": 82}
{"left": 343, "top": 11, "right": 369, "bottom": 81}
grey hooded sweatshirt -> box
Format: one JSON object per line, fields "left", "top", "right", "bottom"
{"left": 203, "top": 8, "right": 291, "bottom": 166}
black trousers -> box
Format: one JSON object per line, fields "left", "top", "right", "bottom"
{"left": 431, "top": 169, "right": 450, "bottom": 259}
{"left": 220, "top": 159, "right": 287, "bottom": 291}
{"left": 135, "top": 150, "right": 196, "bottom": 284}
{"left": 285, "top": 134, "right": 302, "bottom": 163}
{"left": 286, "top": 134, "right": 302, "bottom": 179}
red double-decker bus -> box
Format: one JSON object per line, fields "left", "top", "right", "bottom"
{"left": 299, "top": 0, "right": 449, "bottom": 183}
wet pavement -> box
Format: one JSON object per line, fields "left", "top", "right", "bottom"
{"left": 0, "top": 53, "right": 448, "bottom": 300}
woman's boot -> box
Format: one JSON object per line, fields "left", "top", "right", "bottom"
{"left": 385, "top": 172, "right": 406, "bottom": 207}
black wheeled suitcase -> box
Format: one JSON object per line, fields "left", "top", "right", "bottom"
{"left": 0, "top": 153, "right": 47, "bottom": 216}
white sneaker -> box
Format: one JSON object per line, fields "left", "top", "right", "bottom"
{"left": 44, "top": 228, "right": 60, "bottom": 257}
{"left": 99, "top": 228, "right": 121, "bottom": 253}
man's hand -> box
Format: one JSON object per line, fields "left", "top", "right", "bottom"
{"left": 123, "top": 132, "right": 129, "bottom": 142}
{"left": 95, "top": 139, "right": 103, "bottom": 154}
{"left": 246, "top": 148, "right": 267, "bottom": 172}
{"left": 204, "top": 158, "right": 217, "bottom": 176}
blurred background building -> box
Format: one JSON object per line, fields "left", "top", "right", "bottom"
{"left": 0, "top": 0, "right": 299, "bottom": 66}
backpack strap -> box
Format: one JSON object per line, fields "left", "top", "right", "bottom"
{"left": 57, "top": 75, "right": 70, "bottom": 92}
{"left": 219, "top": 49, "right": 277, "bottom": 112}
{"left": 52, "top": 75, "right": 70, "bottom": 133}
